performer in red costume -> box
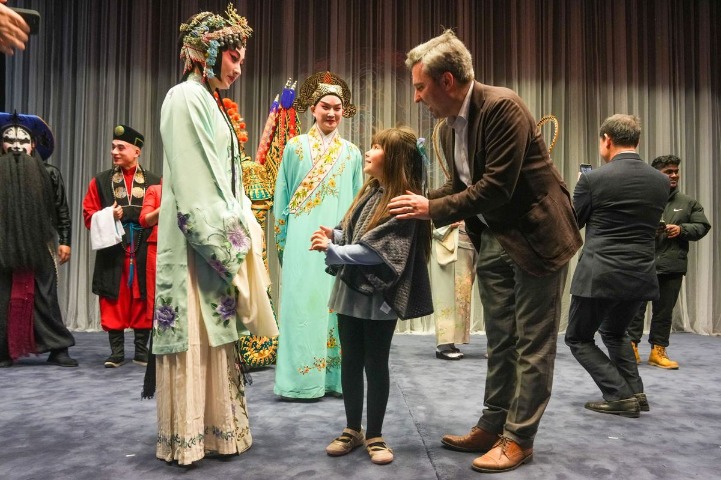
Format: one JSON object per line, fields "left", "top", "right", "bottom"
{"left": 139, "top": 183, "right": 161, "bottom": 324}
{"left": 82, "top": 125, "right": 160, "bottom": 367}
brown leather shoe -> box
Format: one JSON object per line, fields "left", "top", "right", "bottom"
{"left": 471, "top": 436, "right": 533, "bottom": 473}
{"left": 441, "top": 426, "right": 498, "bottom": 453}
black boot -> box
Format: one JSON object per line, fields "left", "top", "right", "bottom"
{"left": 133, "top": 329, "right": 150, "bottom": 366}
{"left": 104, "top": 330, "right": 125, "bottom": 368}
{"left": 47, "top": 347, "right": 79, "bottom": 367}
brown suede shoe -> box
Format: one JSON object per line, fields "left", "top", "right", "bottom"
{"left": 441, "top": 426, "right": 498, "bottom": 453}
{"left": 471, "top": 436, "right": 533, "bottom": 473}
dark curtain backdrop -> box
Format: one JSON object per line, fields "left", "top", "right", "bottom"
{"left": 3, "top": 0, "right": 719, "bottom": 335}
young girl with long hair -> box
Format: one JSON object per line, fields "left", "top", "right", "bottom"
{"left": 310, "top": 126, "right": 433, "bottom": 465}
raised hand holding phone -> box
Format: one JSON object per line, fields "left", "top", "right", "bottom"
{"left": 0, "top": 1, "right": 31, "bottom": 55}
{"left": 9, "top": 6, "right": 39, "bottom": 34}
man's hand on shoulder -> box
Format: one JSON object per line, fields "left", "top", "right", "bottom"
{"left": 388, "top": 190, "right": 430, "bottom": 220}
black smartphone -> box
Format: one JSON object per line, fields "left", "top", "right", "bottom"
{"left": 579, "top": 163, "right": 593, "bottom": 174}
{"left": 10, "top": 7, "right": 40, "bottom": 35}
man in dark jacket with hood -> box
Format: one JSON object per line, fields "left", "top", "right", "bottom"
{"left": 627, "top": 155, "right": 711, "bottom": 369}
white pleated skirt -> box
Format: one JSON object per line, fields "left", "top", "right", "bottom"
{"left": 155, "top": 254, "right": 252, "bottom": 465}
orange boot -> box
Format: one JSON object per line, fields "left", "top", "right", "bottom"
{"left": 648, "top": 344, "right": 679, "bottom": 369}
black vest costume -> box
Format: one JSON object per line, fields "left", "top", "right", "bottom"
{"left": 91, "top": 165, "right": 161, "bottom": 300}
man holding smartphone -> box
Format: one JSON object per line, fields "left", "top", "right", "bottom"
{"left": 0, "top": 0, "right": 30, "bottom": 55}
{"left": 565, "top": 114, "right": 669, "bottom": 418}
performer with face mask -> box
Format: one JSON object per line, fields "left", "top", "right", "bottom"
{"left": 0, "top": 112, "right": 77, "bottom": 367}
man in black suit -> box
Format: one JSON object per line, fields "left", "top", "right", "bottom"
{"left": 565, "top": 114, "right": 669, "bottom": 417}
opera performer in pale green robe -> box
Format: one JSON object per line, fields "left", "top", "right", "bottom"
{"left": 273, "top": 72, "right": 363, "bottom": 399}
{"left": 152, "top": 7, "right": 277, "bottom": 466}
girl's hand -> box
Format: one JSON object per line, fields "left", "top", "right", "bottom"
{"left": 309, "top": 230, "right": 330, "bottom": 252}
{"left": 318, "top": 225, "right": 333, "bottom": 239}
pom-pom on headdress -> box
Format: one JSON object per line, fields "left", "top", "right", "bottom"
{"left": 113, "top": 124, "right": 144, "bottom": 149}
{"left": 179, "top": 3, "right": 252, "bottom": 79}
{"left": 294, "top": 71, "right": 356, "bottom": 118}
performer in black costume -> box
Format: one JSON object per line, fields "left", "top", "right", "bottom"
{"left": 0, "top": 112, "right": 77, "bottom": 367}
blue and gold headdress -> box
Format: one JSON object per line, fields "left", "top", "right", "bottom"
{"left": 179, "top": 3, "right": 252, "bottom": 79}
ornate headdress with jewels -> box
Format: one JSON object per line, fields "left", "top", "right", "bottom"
{"left": 294, "top": 71, "right": 356, "bottom": 118}
{"left": 179, "top": 3, "right": 253, "bottom": 79}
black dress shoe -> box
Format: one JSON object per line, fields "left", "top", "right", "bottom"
{"left": 584, "top": 397, "right": 640, "bottom": 418}
{"left": 634, "top": 393, "right": 650, "bottom": 412}
{"left": 436, "top": 350, "right": 463, "bottom": 360}
{"left": 0, "top": 359, "right": 13, "bottom": 368}
{"left": 47, "top": 349, "right": 79, "bottom": 367}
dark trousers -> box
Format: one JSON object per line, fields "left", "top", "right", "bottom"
{"left": 627, "top": 273, "right": 684, "bottom": 347}
{"left": 565, "top": 296, "right": 644, "bottom": 401}
{"left": 0, "top": 250, "right": 75, "bottom": 360}
{"left": 474, "top": 230, "right": 567, "bottom": 449}
{"left": 337, "top": 314, "right": 397, "bottom": 439}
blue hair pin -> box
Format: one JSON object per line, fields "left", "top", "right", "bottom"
{"left": 417, "top": 137, "right": 430, "bottom": 194}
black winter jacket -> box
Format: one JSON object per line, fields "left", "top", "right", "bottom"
{"left": 655, "top": 189, "right": 710, "bottom": 275}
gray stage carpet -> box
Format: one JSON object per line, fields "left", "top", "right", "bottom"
{"left": 1, "top": 332, "right": 719, "bottom": 480}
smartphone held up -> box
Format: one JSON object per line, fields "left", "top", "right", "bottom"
{"left": 10, "top": 6, "right": 40, "bottom": 35}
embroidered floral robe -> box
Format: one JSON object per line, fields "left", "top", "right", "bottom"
{"left": 153, "top": 77, "right": 257, "bottom": 354}
{"left": 273, "top": 124, "right": 363, "bottom": 398}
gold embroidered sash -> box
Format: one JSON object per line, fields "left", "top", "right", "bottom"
{"left": 287, "top": 124, "right": 346, "bottom": 214}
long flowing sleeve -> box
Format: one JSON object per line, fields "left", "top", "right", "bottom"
{"left": 272, "top": 136, "right": 299, "bottom": 265}
{"left": 160, "top": 83, "right": 250, "bottom": 283}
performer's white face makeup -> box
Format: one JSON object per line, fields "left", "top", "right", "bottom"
{"left": 364, "top": 143, "right": 385, "bottom": 182}
{"left": 2, "top": 126, "right": 33, "bottom": 155}
{"left": 311, "top": 95, "right": 343, "bottom": 135}
{"left": 209, "top": 47, "right": 245, "bottom": 91}
{"left": 111, "top": 140, "right": 140, "bottom": 170}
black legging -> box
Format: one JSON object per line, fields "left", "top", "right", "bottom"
{"left": 337, "top": 314, "right": 397, "bottom": 439}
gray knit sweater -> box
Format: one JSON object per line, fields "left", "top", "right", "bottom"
{"left": 327, "top": 186, "right": 433, "bottom": 320}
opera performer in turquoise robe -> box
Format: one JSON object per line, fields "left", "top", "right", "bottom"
{"left": 152, "top": 7, "right": 276, "bottom": 466}
{"left": 273, "top": 72, "right": 363, "bottom": 399}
